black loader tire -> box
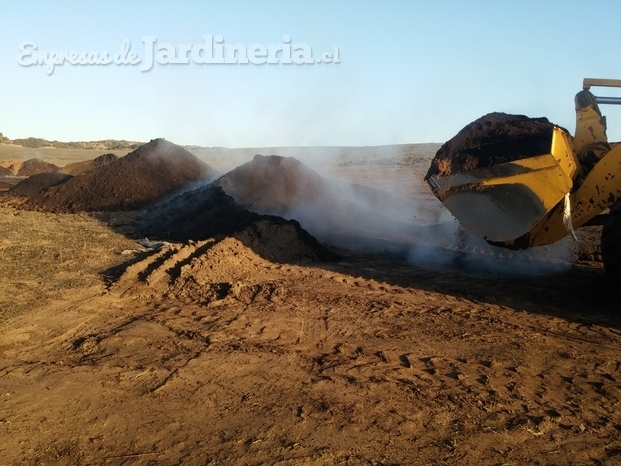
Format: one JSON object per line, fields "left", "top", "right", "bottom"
{"left": 601, "top": 203, "right": 621, "bottom": 284}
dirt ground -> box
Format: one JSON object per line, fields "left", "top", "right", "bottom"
{"left": 1, "top": 161, "right": 620, "bottom": 465}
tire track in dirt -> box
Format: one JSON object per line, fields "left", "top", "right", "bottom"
{"left": 3, "top": 233, "right": 621, "bottom": 464}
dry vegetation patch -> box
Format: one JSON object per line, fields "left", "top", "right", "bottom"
{"left": 0, "top": 206, "right": 137, "bottom": 322}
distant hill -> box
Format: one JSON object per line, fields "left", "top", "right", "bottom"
{"left": 0, "top": 132, "right": 442, "bottom": 171}
{"left": 0, "top": 133, "right": 143, "bottom": 151}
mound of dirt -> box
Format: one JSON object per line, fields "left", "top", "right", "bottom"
{"left": 16, "top": 158, "right": 60, "bottom": 177}
{"left": 214, "top": 154, "right": 327, "bottom": 213}
{"left": 115, "top": 235, "right": 291, "bottom": 303}
{"left": 7, "top": 172, "right": 73, "bottom": 197}
{"left": 0, "top": 166, "right": 12, "bottom": 176}
{"left": 25, "top": 139, "right": 216, "bottom": 213}
{"left": 236, "top": 219, "right": 335, "bottom": 263}
{"left": 425, "top": 112, "right": 559, "bottom": 179}
{"left": 60, "top": 153, "right": 119, "bottom": 175}
{"left": 138, "top": 185, "right": 335, "bottom": 263}
{"left": 213, "top": 154, "right": 421, "bottom": 243}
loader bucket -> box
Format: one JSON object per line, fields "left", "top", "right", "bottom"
{"left": 426, "top": 127, "right": 579, "bottom": 243}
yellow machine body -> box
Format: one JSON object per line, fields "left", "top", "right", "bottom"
{"left": 427, "top": 78, "right": 621, "bottom": 249}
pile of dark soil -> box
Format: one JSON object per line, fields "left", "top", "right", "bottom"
{"left": 0, "top": 166, "right": 12, "bottom": 176}
{"left": 25, "top": 139, "right": 216, "bottom": 213}
{"left": 425, "top": 113, "right": 559, "bottom": 179}
{"left": 7, "top": 172, "right": 73, "bottom": 197}
{"left": 61, "top": 153, "right": 119, "bottom": 175}
{"left": 16, "top": 159, "right": 60, "bottom": 177}
{"left": 0, "top": 181, "right": 14, "bottom": 191}
{"left": 214, "top": 154, "right": 327, "bottom": 213}
{"left": 213, "top": 154, "right": 420, "bottom": 243}
{"left": 139, "top": 185, "right": 335, "bottom": 262}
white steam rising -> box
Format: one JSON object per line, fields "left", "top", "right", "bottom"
{"left": 208, "top": 147, "right": 574, "bottom": 278}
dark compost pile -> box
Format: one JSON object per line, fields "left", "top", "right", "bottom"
{"left": 425, "top": 112, "right": 560, "bottom": 179}
{"left": 16, "top": 159, "right": 60, "bottom": 177}
{"left": 7, "top": 172, "right": 73, "bottom": 197}
{"left": 25, "top": 139, "right": 216, "bottom": 212}
{"left": 61, "top": 153, "right": 119, "bottom": 175}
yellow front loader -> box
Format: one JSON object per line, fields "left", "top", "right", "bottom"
{"left": 426, "top": 78, "right": 621, "bottom": 281}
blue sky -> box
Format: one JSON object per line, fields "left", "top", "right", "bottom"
{"left": 2, "top": 1, "right": 621, "bottom": 147}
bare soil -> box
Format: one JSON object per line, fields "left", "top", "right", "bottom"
{"left": 0, "top": 146, "right": 129, "bottom": 168}
{"left": 0, "top": 155, "right": 619, "bottom": 465}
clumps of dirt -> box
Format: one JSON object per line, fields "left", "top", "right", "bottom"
{"left": 115, "top": 235, "right": 293, "bottom": 304}
{"left": 60, "top": 153, "right": 119, "bottom": 175}
{"left": 425, "top": 113, "right": 560, "bottom": 179}
{"left": 25, "top": 139, "right": 216, "bottom": 213}
{"left": 138, "top": 185, "right": 335, "bottom": 263}
{"left": 7, "top": 172, "right": 73, "bottom": 197}
{"left": 16, "top": 158, "right": 60, "bottom": 177}
{"left": 235, "top": 218, "right": 334, "bottom": 263}
{"left": 167, "top": 238, "right": 292, "bottom": 304}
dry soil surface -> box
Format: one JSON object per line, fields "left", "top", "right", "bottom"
{"left": 0, "top": 162, "right": 619, "bottom": 466}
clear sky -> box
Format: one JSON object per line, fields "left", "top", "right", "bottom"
{"left": 2, "top": 0, "right": 621, "bottom": 147}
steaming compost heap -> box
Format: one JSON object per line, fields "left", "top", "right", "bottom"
{"left": 25, "top": 139, "right": 216, "bottom": 212}
{"left": 425, "top": 112, "right": 560, "bottom": 179}
{"left": 7, "top": 172, "right": 73, "bottom": 197}
{"left": 214, "top": 154, "right": 327, "bottom": 214}
{"left": 213, "top": 154, "right": 421, "bottom": 242}
{"left": 139, "top": 153, "right": 423, "bottom": 263}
